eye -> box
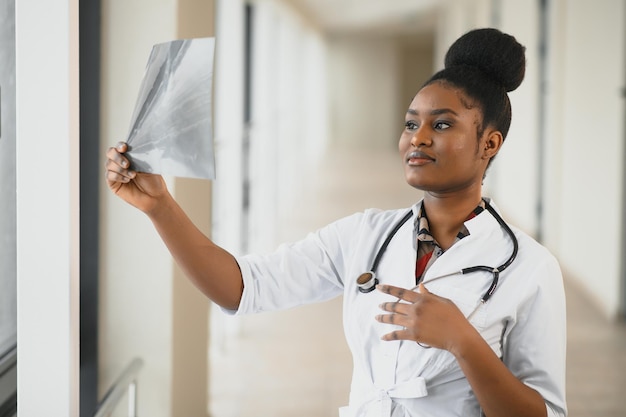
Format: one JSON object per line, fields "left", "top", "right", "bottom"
{"left": 434, "top": 121, "right": 451, "bottom": 130}
{"left": 405, "top": 120, "right": 418, "bottom": 131}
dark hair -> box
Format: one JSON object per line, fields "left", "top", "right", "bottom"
{"left": 424, "top": 28, "right": 526, "bottom": 140}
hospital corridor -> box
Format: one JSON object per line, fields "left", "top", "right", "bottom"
{"left": 5, "top": 0, "right": 626, "bottom": 416}
{"left": 207, "top": 145, "right": 626, "bottom": 417}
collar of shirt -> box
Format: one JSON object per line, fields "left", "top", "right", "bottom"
{"left": 414, "top": 199, "right": 486, "bottom": 283}
{"left": 415, "top": 199, "right": 486, "bottom": 247}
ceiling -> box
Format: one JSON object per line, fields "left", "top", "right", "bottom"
{"left": 284, "top": 0, "right": 440, "bottom": 40}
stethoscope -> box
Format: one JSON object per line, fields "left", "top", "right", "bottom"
{"left": 356, "top": 199, "right": 519, "bottom": 304}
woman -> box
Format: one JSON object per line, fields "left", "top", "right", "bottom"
{"left": 106, "top": 28, "right": 567, "bottom": 417}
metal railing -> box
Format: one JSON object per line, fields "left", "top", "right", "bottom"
{"left": 94, "top": 358, "right": 144, "bottom": 417}
{"left": 0, "top": 345, "right": 17, "bottom": 380}
{"left": 0, "top": 345, "right": 17, "bottom": 417}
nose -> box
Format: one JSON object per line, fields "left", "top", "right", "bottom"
{"left": 410, "top": 125, "right": 432, "bottom": 147}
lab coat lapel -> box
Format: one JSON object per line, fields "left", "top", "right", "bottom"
{"left": 370, "top": 210, "right": 417, "bottom": 390}
{"left": 374, "top": 210, "right": 418, "bottom": 290}
{"left": 423, "top": 205, "right": 511, "bottom": 282}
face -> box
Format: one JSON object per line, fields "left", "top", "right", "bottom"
{"left": 399, "top": 82, "right": 501, "bottom": 196}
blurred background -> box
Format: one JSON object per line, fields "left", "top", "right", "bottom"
{"left": 3, "top": 0, "right": 626, "bottom": 416}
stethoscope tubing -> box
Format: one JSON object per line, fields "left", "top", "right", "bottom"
{"left": 357, "top": 199, "right": 518, "bottom": 303}
{"left": 370, "top": 210, "right": 413, "bottom": 274}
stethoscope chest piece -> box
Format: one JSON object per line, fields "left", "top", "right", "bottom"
{"left": 356, "top": 271, "right": 378, "bottom": 293}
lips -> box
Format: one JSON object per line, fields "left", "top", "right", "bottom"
{"left": 406, "top": 151, "right": 435, "bottom": 165}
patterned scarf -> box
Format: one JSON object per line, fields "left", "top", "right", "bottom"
{"left": 414, "top": 200, "right": 486, "bottom": 284}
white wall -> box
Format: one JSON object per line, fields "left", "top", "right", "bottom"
{"left": 246, "top": 0, "right": 329, "bottom": 252}
{"left": 217, "top": 0, "right": 321, "bottom": 257}
{"left": 490, "top": 2, "right": 541, "bottom": 234}
{"left": 541, "top": 0, "right": 567, "bottom": 258}
{"left": 99, "top": 1, "right": 178, "bottom": 416}
{"left": 555, "top": 0, "right": 625, "bottom": 317}
{"left": 327, "top": 35, "right": 400, "bottom": 150}
{"left": 210, "top": 0, "right": 331, "bottom": 364}
{"left": 397, "top": 41, "right": 434, "bottom": 116}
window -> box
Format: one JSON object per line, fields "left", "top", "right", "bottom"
{"left": 0, "top": 0, "right": 17, "bottom": 414}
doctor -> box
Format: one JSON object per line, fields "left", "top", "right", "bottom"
{"left": 106, "top": 28, "right": 566, "bottom": 417}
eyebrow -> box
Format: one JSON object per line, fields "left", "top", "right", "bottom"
{"left": 406, "top": 108, "right": 459, "bottom": 117}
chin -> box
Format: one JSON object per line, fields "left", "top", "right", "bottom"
{"left": 404, "top": 171, "right": 424, "bottom": 185}
{"left": 405, "top": 178, "right": 431, "bottom": 192}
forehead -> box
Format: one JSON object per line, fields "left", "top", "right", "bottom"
{"left": 409, "top": 82, "right": 479, "bottom": 116}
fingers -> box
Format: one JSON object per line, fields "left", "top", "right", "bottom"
{"left": 417, "top": 283, "right": 430, "bottom": 294}
{"left": 376, "top": 311, "right": 422, "bottom": 342}
{"left": 380, "top": 329, "right": 410, "bottom": 341}
{"left": 378, "top": 300, "right": 410, "bottom": 315}
{"left": 375, "top": 285, "right": 419, "bottom": 329}
{"left": 376, "top": 310, "right": 402, "bottom": 324}
{"left": 376, "top": 298, "right": 412, "bottom": 340}
{"left": 115, "top": 141, "right": 128, "bottom": 153}
{"left": 106, "top": 142, "right": 130, "bottom": 168}
{"left": 376, "top": 284, "right": 425, "bottom": 342}
{"left": 105, "top": 142, "right": 135, "bottom": 183}
{"left": 375, "top": 311, "right": 410, "bottom": 340}
{"left": 377, "top": 283, "right": 419, "bottom": 302}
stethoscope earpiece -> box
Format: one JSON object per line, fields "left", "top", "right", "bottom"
{"left": 356, "top": 271, "right": 378, "bottom": 293}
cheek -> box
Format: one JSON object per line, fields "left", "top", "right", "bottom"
{"left": 449, "top": 137, "right": 478, "bottom": 157}
{"left": 398, "top": 133, "right": 410, "bottom": 151}
{"left": 435, "top": 139, "right": 463, "bottom": 159}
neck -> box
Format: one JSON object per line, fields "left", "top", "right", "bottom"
{"left": 422, "top": 189, "right": 483, "bottom": 250}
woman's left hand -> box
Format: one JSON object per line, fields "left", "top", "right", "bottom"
{"left": 375, "top": 283, "right": 472, "bottom": 352}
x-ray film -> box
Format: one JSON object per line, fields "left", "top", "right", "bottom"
{"left": 125, "top": 37, "right": 215, "bottom": 180}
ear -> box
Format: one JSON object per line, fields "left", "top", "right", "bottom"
{"left": 481, "top": 129, "right": 504, "bottom": 160}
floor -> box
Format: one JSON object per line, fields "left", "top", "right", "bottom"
{"left": 208, "top": 145, "right": 626, "bottom": 417}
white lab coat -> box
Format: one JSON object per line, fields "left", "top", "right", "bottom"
{"left": 232, "top": 200, "right": 567, "bottom": 417}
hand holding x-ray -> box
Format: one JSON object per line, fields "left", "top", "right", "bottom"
{"left": 124, "top": 37, "right": 215, "bottom": 180}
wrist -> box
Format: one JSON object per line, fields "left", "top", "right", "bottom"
{"left": 447, "top": 323, "right": 483, "bottom": 359}
{"left": 144, "top": 191, "right": 175, "bottom": 219}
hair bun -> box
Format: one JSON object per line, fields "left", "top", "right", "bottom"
{"left": 444, "top": 28, "right": 526, "bottom": 92}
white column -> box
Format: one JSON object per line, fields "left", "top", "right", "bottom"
{"left": 212, "top": 0, "right": 245, "bottom": 255}
{"left": 15, "top": 0, "right": 80, "bottom": 416}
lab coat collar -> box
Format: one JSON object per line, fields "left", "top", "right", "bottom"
{"left": 420, "top": 198, "right": 510, "bottom": 281}
{"left": 464, "top": 198, "right": 502, "bottom": 235}
{"left": 409, "top": 197, "right": 503, "bottom": 238}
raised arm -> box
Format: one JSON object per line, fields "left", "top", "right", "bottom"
{"left": 105, "top": 142, "right": 243, "bottom": 310}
